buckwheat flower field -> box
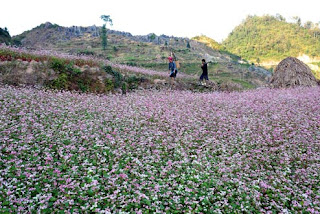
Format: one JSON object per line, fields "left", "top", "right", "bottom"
{"left": 0, "top": 85, "right": 319, "bottom": 213}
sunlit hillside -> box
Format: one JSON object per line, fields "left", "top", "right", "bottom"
{"left": 6, "top": 23, "right": 272, "bottom": 89}
{"left": 222, "top": 14, "right": 320, "bottom": 79}
{"left": 192, "top": 35, "right": 224, "bottom": 51}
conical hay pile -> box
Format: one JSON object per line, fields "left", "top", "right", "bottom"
{"left": 270, "top": 57, "right": 318, "bottom": 88}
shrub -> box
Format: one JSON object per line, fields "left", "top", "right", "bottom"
{"left": 72, "top": 67, "right": 82, "bottom": 76}
{"left": 121, "top": 82, "right": 127, "bottom": 94}
{"left": 65, "top": 62, "right": 74, "bottom": 72}
{"left": 126, "top": 75, "right": 141, "bottom": 90}
{"left": 104, "top": 78, "right": 114, "bottom": 91}
{"left": 126, "top": 62, "right": 137, "bottom": 66}
{"left": 77, "top": 79, "right": 90, "bottom": 92}
{"left": 49, "top": 58, "right": 66, "bottom": 73}
{"left": 65, "top": 63, "right": 82, "bottom": 76}
{"left": 77, "top": 49, "right": 95, "bottom": 56}
{"left": 102, "top": 65, "right": 123, "bottom": 88}
{"left": 103, "top": 65, "right": 113, "bottom": 73}
{"left": 51, "top": 73, "right": 68, "bottom": 89}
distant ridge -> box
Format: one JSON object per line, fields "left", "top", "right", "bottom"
{"left": 13, "top": 22, "right": 194, "bottom": 48}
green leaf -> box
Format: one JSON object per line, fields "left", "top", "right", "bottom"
{"left": 49, "top": 197, "right": 57, "bottom": 202}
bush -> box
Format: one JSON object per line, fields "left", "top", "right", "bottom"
{"left": 77, "top": 79, "right": 90, "bottom": 92}
{"left": 103, "top": 65, "right": 113, "bottom": 74}
{"left": 72, "top": 67, "right": 82, "bottom": 76}
{"left": 102, "top": 65, "right": 123, "bottom": 88}
{"left": 65, "top": 62, "right": 82, "bottom": 76}
{"left": 126, "top": 75, "right": 141, "bottom": 90}
{"left": 49, "top": 58, "right": 66, "bottom": 73}
{"left": 126, "top": 62, "right": 137, "bottom": 66}
{"left": 121, "top": 82, "right": 127, "bottom": 94}
{"left": 77, "top": 49, "right": 95, "bottom": 56}
{"left": 51, "top": 73, "right": 68, "bottom": 89}
{"left": 104, "top": 78, "right": 114, "bottom": 91}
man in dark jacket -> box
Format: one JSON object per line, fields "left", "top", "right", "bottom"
{"left": 200, "top": 59, "right": 209, "bottom": 85}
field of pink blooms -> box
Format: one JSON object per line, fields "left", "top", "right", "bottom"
{"left": 0, "top": 85, "right": 320, "bottom": 213}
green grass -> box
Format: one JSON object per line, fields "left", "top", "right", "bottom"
{"left": 138, "top": 62, "right": 265, "bottom": 89}
{"left": 231, "top": 78, "right": 255, "bottom": 89}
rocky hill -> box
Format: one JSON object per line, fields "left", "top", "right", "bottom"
{"left": 12, "top": 22, "right": 232, "bottom": 64}
{"left": 8, "top": 22, "right": 273, "bottom": 89}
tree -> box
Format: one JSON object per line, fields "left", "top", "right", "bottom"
{"left": 186, "top": 40, "right": 191, "bottom": 48}
{"left": 292, "top": 16, "right": 301, "bottom": 26}
{"left": 276, "top": 13, "right": 285, "bottom": 22}
{"left": 256, "top": 58, "right": 260, "bottom": 65}
{"left": 304, "top": 21, "right": 314, "bottom": 29}
{"left": 149, "top": 33, "right": 156, "bottom": 42}
{"left": 100, "top": 15, "right": 113, "bottom": 50}
{"left": 101, "top": 25, "right": 107, "bottom": 50}
{"left": 0, "top": 27, "right": 11, "bottom": 45}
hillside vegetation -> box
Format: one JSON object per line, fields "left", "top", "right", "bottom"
{"left": 6, "top": 22, "right": 272, "bottom": 90}
{"left": 12, "top": 22, "right": 232, "bottom": 65}
{"left": 192, "top": 35, "right": 224, "bottom": 51}
{"left": 0, "top": 28, "right": 11, "bottom": 45}
{"left": 223, "top": 15, "right": 320, "bottom": 62}
{"left": 0, "top": 44, "right": 272, "bottom": 93}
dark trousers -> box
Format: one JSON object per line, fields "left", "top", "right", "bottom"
{"left": 200, "top": 73, "right": 209, "bottom": 81}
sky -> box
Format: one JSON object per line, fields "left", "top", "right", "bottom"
{"left": 1, "top": 0, "right": 320, "bottom": 42}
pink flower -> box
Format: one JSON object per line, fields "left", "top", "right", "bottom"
{"left": 119, "top": 173, "right": 128, "bottom": 179}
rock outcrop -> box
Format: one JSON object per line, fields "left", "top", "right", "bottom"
{"left": 270, "top": 57, "right": 318, "bottom": 88}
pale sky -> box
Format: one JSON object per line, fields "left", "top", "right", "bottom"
{"left": 1, "top": 0, "right": 320, "bottom": 42}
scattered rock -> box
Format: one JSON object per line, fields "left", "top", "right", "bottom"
{"left": 154, "top": 79, "right": 166, "bottom": 85}
{"left": 219, "top": 81, "right": 243, "bottom": 92}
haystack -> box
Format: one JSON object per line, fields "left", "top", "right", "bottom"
{"left": 270, "top": 57, "right": 318, "bottom": 88}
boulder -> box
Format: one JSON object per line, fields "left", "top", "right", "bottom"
{"left": 270, "top": 57, "right": 318, "bottom": 88}
{"left": 154, "top": 79, "right": 166, "bottom": 85}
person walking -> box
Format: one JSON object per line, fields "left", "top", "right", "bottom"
{"left": 168, "top": 56, "right": 177, "bottom": 83}
{"left": 200, "top": 59, "right": 209, "bottom": 85}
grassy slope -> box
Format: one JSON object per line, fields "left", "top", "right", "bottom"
{"left": 10, "top": 23, "right": 272, "bottom": 89}
{"left": 191, "top": 35, "right": 224, "bottom": 51}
